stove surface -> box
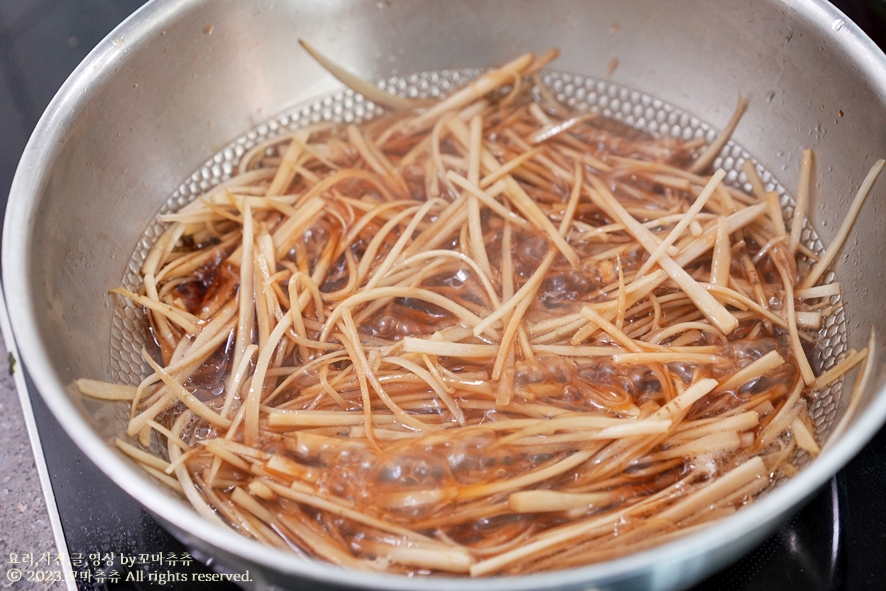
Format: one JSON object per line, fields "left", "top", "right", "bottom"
{"left": 2, "top": 1, "right": 886, "bottom": 589}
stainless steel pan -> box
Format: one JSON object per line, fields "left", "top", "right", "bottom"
{"left": 5, "top": 1, "right": 886, "bottom": 589}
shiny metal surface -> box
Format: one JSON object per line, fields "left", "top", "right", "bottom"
{"left": 4, "top": 1, "right": 886, "bottom": 590}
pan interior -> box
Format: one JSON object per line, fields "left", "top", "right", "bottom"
{"left": 107, "top": 66, "right": 848, "bottom": 505}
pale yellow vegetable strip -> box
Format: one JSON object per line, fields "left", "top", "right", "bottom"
{"left": 789, "top": 149, "right": 814, "bottom": 253}
{"left": 795, "top": 283, "right": 841, "bottom": 299}
{"left": 529, "top": 113, "right": 596, "bottom": 145}
{"left": 404, "top": 53, "right": 535, "bottom": 133}
{"left": 265, "top": 454, "right": 322, "bottom": 483}
{"left": 344, "top": 428, "right": 420, "bottom": 443}
{"left": 469, "top": 513, "right": 603, "bottom": 575}
{"left": 168, "top": 411, "right": 228, "bottom": 528}
{"left": 274, "top": 513, "right": 377, "bottom": 572}
{"left": 710, "top": 216, "right": 732, "bottom": 286}
{"left": 259, "top": 227, "right": 277, "bottom": 294}
{"left": 479, "top": 146, "right": 542, "bottom": 188}
{"left": 473, "top": 242, "right": 560, "bottom": 340}
{"left": 659, "top": 456, "right": 767, "bottom": 523}
{"left": 153, "top": 232, "right": 241, "bottom": 285}
{"left": 271, "top": 196, "right": 326, "bottom": 260}
{"left": 635, "top": 169, "right": 726, "bottom": 278}
{"left": 813, "top": 347, "right": 868, "bottom": 392}
{"left": 144, "top": 419, "right": 189, "bottom": 452}
{"left": 494, "top": 416, "right": 671, "bottom": 448}
{"left": 253, "top": 249, "right": 271, "bottom": 352}
{"left": 76, "top": 379, "right": 137, "bottom": 401}
{"left": 266, "top": 131, "right": 306, "bottom": 197}
{"left": 562, "top": 161, "right": 584, "bottom": 236}
{"left": 588, "top": 175, "right": 739, "bottom": 334}
{"left": 796, "top": 311, "right": 822, "bottom": 330}
{"left": 447, "top": 172, "right": 529, "bottom": 227}
{"left": 465, "top": 115, "right": 493, "bottom": 278}
{"left": 492, "top": 249, "right": 557, "bottom": 379}
{"left": 114, "top": 437, "right": 170, "bottom": 472}
{"left": 529, "top": 311, "right": 589, "bottom": 334}
{"left": 143, "top": 272, "right": 176, "bottom": 348}
{"left": 291, "top": 270, "right": 326, "bottom": 319}
{"left": 364, "top": 541, "right": 474, "bottom": 574}
{"left": 647, "top": 321, "right": 728, "bottom": 345}
{"left": 615, "top": 255, "right": 627, "bottom": 331}
{"left": 163, "top": 447, "right": 196, "bottom": 477}
{"left": 738, "top": 158, "right": 767, "bottom": 204}
{"left": 377, "top": 488, "right": 453, "bottom": 510}
{"left": 356, "top": 204, "right": 423, "bottom": 281}
{"left": 771, "top": 252, "right": 816, "bottom": 384}
{"left": 791, "top": 418, "right": 821, "bottom": 456}
{"left": 421, "top": 354, "right": 456, "bottom": 395}
{"left": 521, "top": 48, "right": 559, "bottom": 77}
{"left": 262, "top": 480, "right": 449, "bottom": 548}
{"left": 268, "top": 411, "right": 370, "bottom": 428}
{"left": 502, "top": 176, "right": 580, "bottom": 267}
{"left": 713, "top": 350, "right": 785, "bottom": 394}
{"left": 387, "top": 249, "right": 501, "bottom": 307}
{"left": 125, "top": 392, "right": 175, "bottom": 437}
{"left": 339, "top": 309, "right": 434, "bottom": 433}
{"left": 470, "top": 474, "right": 689, "bottom": 576}
{"left": 231, "top": 486, "right": 277, "bottom": 524}
{"left": 213, "top": 491, "right": 284, "bottom": 548}
{"left": 206, "top": 440, "right": 253, "bottom": 472}
{"left": 383, "top": 356, "right": 465, "bottom": 424}
{"left": 702, "top": 284, "right": 787, "bottom": 329}
{"left": 322, "top": 286, "right": 494, "bottom": 342}
{"left": 217, "top": 341, "right": 256, "bottom": 419}
{"left": 675, "top": 203, "right": 767, "bottom": 266}
{"left": 531, "top": 316, "right": 591, "bottom": 345}
{"left": 142, "top": 352, "right": 231, "bottom": 429}
{"left": 110, "top": 287, "right": 201, "bottom": 334}
{"left": 671, "top": 411, "right": 760, "bottom": 442}
{"left": 765, "top": 190, "right": 787, "bottom": 238}
{"left": 335, "top": 198, "right": 419, "bottom": 252}
{"left": 649, "top": 431, "right": 741, "bottom": 461}
{"left": 227, "top": 203, "right": 255, "bottom": 396}
{"left": 531, "top": 345, "right": 622, "bottom": 357}
{"left": 223, "top": 490, "right": 289, "bottom": 549}
{"left": 348, "top": 123, "right": 396, "bottom": 179}
{"left": 141, "top": 223, "right": 184, "bottom": 276}
{"left": 298, "top": 39, "right": 418, "bottom": 111}
{"left": 508, "top": 490, "right": 616, "bottom": 513}
{"left": 286, "top": 276, "right": 311, "bottom": 364}
{"left": 757, "top": 378, "right": 805, "bottom": 445}
{"left": 364, "top": 199, "right": 440, "bottom": 291}
{"left": 346, "top": 124, "right": 409, "bottom": 197}
{"left": 802, "top": 159, "right": 886, "bottom": 289}
{"left": 579, "top": 306, "right": 643, "bottom": 352}
{"left": 689, "top": 95, "right": 746, "bottom": 174}
{"left": 595, "top": 421, "right": 675, "bottom": 439}
{"left": 612, "top": 352, "right": 724, "bottom": 365}
{"left": 397, "top": 121, "right": 442, "bottom": 174}
{"left": 652, "top": 378, "right": 718, "bottom": 420}
{"left": 503, "top": 127, "right": 573, "bottom": 181}
{"left": 460, "top": 449, "right": 595, "bottom": 502}
{"left": 210, "top": 438, "right": 270, "bottom": 461}
{"left": 243, "top": 313, "right": 293, "bottom": 445}
{"left": 403, "top": 196, "right": 468, "bottom": 257}
{"left": 140, "top": 464, "right": 184, "bottom": 493}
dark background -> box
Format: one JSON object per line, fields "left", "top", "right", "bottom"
{"left": 2, "top": 1, "right": 886, "bottom": 590}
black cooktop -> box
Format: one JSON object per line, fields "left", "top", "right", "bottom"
{"left": 3, "top": 1, "right": 886, "bottom": 590}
